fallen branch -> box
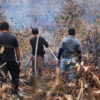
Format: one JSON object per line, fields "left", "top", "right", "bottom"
{"left": 77, "top": 79, "right": 84, "bottom": 100}
{"left": 46, "top": 67, "right": 61, "bottom": 100}
{"left": 91, "top": 72, "right": 100, "bottom": 85}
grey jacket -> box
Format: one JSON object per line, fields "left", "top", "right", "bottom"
{"left": 59, "top": 35, "right": 81, "bottom": 58}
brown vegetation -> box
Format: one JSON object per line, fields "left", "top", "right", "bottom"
{"left": 0, "top": 0, "right": 100, "bottom": 100}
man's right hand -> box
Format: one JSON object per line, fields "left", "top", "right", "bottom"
{"left": 57, "top": 60, "right": 60, "bottom": 67}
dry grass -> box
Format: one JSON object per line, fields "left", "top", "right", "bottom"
{"left": 0, "top": 62, "right": 99, "bottom": 100}
{"left": 0, "top": 0, "right": 100, "bottom": 99}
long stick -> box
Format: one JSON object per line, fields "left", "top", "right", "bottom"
{"left": 25, "top": 56, "right": 33, "bottom": 67}
{"left": 48, "top": 47, "right": 58, "bottom": 61}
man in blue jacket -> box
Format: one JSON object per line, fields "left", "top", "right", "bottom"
{"left": 58, "top": 28, "right": 82, "bottom": 80}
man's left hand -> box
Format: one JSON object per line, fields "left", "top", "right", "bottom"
{"left": 17, "top": 60, "right": 21, "bottom": 66}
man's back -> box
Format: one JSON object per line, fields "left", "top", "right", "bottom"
{"left": 60, "top": 35, "right": 81, "bottom": 58}
{"left": 30, "top": 36, "right": 49, "bottom": 57}
{"left": 0, "top": 32, "right": 18, "bottom": 60}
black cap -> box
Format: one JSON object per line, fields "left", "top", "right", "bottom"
{"left": 32, "top": 28, "right": 39, "bottom": 35}
{"left": 68, "top": 28, "right": 75, "bottom": 35}
{"left": 0, "top": 22, "right": 9, "bottom": 31}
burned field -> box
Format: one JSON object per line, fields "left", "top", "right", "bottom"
{"left": 0, "top": 61, "right": 99, "bottom": 100}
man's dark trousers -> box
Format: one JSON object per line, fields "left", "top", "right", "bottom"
{"left": 2, "top": 60, "right": 20, "bottom": 92}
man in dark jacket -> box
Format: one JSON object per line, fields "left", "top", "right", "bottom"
{"left": 30, "top": 28, "right": 49, "bottom": 77}
{"left": 58, "top": 28, "right": 82, "bottom": 79}
{"left": 0, "top": 22, "right": 21, "bottom": 94}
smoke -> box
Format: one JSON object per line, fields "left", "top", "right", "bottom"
{"left": 1, "top": 0, "right": 100, "bottom": 30}
{"left": 1, "top": 0, "right": 62, "bottom": 30}
{"left": 74, "top": 0, "right": 100, "bottom": 24}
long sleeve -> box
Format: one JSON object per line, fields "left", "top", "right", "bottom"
{"left": 42, "top": 38, "right": 49, "bottom": 48}
{"left": 58, "top": 48, "right": 63, "bottom": 60}
{"left": 58, "top": 38, "right": 64, "bottom": 60}
{"left": 77, "top": 42, "right": 82, "bottom": 62}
